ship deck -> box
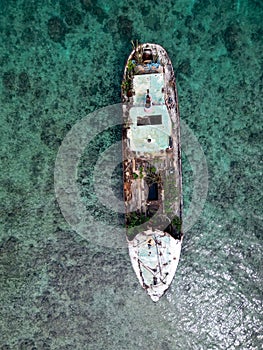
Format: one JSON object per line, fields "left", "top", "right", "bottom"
{"left": 128, "top": 104, "right": 171, "bottom": 152}
{"left": 122, "top": 63, "right": 181, "bottom": 221}
{"left": 133, "top": 73, "right": 164, "bottom": 105}
{"left": 126, "top": 73, "right": 172, "bottom": 152}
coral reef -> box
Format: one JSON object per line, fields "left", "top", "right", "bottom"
{"left": 47, "top": 16, "right": 67, "bottom": 43}
{"left": 0, "top": 0, "right": 262, "bottom": 349}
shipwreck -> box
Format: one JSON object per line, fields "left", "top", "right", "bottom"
{"left": 121, "top": 42, "right": 183, "bottom": 302}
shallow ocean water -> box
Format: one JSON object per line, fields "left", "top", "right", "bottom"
{"left": 0, "top": 0, "right": 262, "bottom": 349}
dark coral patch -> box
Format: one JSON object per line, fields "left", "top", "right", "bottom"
{"left": 18, "top": 72, "right": 31, "bottom": 95}
{"left": 59, "top": 1, "right": 84, "bottom": 26}
{"left": 80, "top": 0, "right": 93, "bottom": 9}
{"left": 2, "top": 71, "right": 16, "bottom": 91}
{"left": 80, "top": 0, "right": 108, "bottom": 23}
{"left": 176, "top": 59, "right": 192, "bottom": 77}
{"left": 47, "top": 16, "right": 67, "bottom": 43}
{"left": 223, "top": 24, "right": 240, "bottom": 53}
{"left": 144, "top": 14, "right": 161, "bottom": 31}
{"left": 0, "top": 236, "right": 19, "bottom": 253}
{"left": 40, "top": 119, "right": 62, "bottom": 148}
{"left": 65, "top": 10, "right": 83, "bottom": 26}
{"left": 103, "top": 18, "right": 116, "bottom": 34}
{"left": 21, "top": 27, "right": 36, "bottom": 43}
{"left": 187, "top": 31, "right": 199, "bottom": 44}
{"left": 117, "top": 15, "right": 133, "bottom": 39}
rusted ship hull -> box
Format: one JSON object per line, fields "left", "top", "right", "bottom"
{"left": 122, "top": 43, "right": 183, "bottom": 302}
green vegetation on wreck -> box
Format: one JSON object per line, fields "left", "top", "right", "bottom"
{"left": 121, "top": 78, "right": 132, "bottom": 93}
{"left": 126, "top": 211, "right": 149, "bottom": 228}
{"left": 127, "top": 59, "right": 136, "bottom": 73}
{"left": 163, "top": 174, "right": 179, "bottom": 217}
{"left": 171, "top": 215, "right": 182, "bottom": 233}
{"left": 144, "top": 166, "right": 161, "bottom": 186}
{"left": 126, "top": 211, "right": 150, "bottom": 240}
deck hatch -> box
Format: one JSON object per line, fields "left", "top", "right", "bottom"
{"left": 137, "top": 115, "right": 162, "bottom": 126}
{"left": 148, "top": 183, "right": 158, "bottom": 201}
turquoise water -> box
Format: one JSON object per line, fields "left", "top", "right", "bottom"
{"left": 0, "top": 0, "right": 262, "bottom": 349}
